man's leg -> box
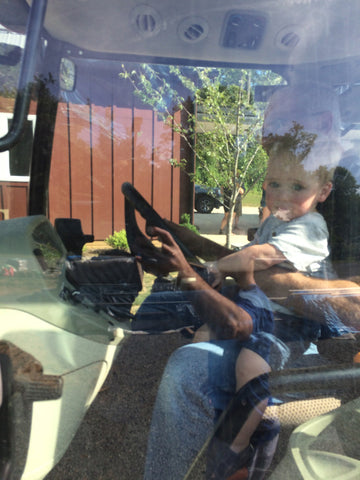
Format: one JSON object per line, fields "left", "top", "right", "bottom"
{"left": 133, "top": 290, "right": 203, "bottom": 333}
{"left": 144, "top": 341, "right": 240, "bottom": 480}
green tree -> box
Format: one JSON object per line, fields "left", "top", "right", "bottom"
{"left": 120, "top": 64, "right": 268, "bottom": 247}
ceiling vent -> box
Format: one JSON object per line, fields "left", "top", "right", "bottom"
{"left": 130, "top": 5, "right": 163, "bottom": 38}
{"left": 178, "top": 17, "right": 209, "bottom": 43}
{"left": 275, "top": 26, "right": 302, "bottom": 50}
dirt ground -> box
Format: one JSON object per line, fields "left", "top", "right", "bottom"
{"left": 45, "top": 334, "right": 190, "bottom": 480}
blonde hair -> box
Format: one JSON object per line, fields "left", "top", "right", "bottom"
{"left": 263, "top": 83, "right": 343, "bottom": 173}
{"left": 268, "top": 141, "right": 335, "bottom": 185}
{"left": 264, "top": 83, "right": 341, "bottom": 136}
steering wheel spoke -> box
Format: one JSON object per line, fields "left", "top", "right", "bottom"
{"left": 121, "top": 182, "right": 200, "bottom": 265}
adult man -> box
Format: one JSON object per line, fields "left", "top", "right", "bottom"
{"left": 136, "top": 83, "right": 360, "bottom": 479}
{"left": 258, "top": 84, "right": 360, "bottom": 344}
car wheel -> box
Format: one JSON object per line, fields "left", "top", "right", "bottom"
{"left": 195, "top": 195, "right": 214, "bottom": 214}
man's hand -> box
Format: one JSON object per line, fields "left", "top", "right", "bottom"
{"left": 136, "top": 226, "right": 193, "bottom": 278}
{"left": 137, "top": 226, "right": 254, "bottom": 340}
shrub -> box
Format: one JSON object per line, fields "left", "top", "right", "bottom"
{"left": 105, "top": 229, "right": 129, "bottom": 251}
{"left": 179, "top": 213, "right": 199, "bottom": 235}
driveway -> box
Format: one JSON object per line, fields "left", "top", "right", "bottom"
{"left": 194, "top": 206, "right": 260, "bottom": 248}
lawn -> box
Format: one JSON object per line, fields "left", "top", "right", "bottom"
{"left": 243, "top": 189, "right": 262, "bottom": 207}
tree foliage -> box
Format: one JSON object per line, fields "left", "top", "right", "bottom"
{"left": 120, "top": 64, "right": 270, "bottom": 245}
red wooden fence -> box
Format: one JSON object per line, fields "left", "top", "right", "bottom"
{"left": 48, "top": 103, "right": 189, "bottom": 239}
{"left": 0, "top": 96, "right": 191, "bottom": 239}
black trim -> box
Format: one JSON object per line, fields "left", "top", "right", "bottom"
{"left": 0, "top": 355, "right": 13, "bottom": 480}
{"left": 54, "top": 40, "right": 291, "bottom": 73}
{"left": 0, "top": 0, "right": 47, "bottom": 153}
{"left": 28, "top": 42, "right": 61, "bottom": 216}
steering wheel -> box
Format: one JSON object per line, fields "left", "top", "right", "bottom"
{"left": 121, "top": 182, "right": 200, "bottom": 265}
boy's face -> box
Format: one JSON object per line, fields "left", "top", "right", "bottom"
{"left": 263, "top": 159, "right": 332, "bottom": 222}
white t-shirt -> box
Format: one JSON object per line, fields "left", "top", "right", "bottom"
{"left": 251, "top": 212, "right": 334, "bottom": 278}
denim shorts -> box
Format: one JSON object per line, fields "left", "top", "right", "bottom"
{"left": 182, "top": 334, "right": 289, "bottom": 415}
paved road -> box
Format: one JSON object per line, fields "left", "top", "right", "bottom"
{"left": 194, "top": 206, "right": 260, "bottom": 248}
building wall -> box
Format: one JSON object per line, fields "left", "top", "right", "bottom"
{"left": 0, "top": 99, "right": 35, "bottom": 221}
{"left": 0, "top": 182, "right": 28, "bottom": 219}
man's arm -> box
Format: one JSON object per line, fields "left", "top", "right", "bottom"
{"left": 255, "top": 267, "right": 360, "bottom": 331}
{"left": 139, "top": 227, "right": 253, "bottom": 340}
{"left": 162, "top": 219, "right": 232, "bottom": 261}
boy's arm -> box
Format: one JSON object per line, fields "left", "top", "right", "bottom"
{"left": 217, "top": 243, "right": 286, "bottom": 277}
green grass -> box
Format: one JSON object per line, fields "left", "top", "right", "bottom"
{"left": 132, "top": 272, "right": 156, "bottom": 310}
{"left": 243, "top": 189, "right": 262, "bottom": 207}
{"left": 131, "top": 272, "right": 177, "bottom": 312}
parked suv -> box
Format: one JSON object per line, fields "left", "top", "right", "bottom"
{"left": 194, "top": 184, "right": 222, "bottom": 213}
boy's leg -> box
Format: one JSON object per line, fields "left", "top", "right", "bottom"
{"left": 206, "top": 349, "right": 272, "bottom": 480}
{"left": 144, "top": 338, "right": 281, "bottom": 480}
{"left": 231, "top": 349, "right": 271, "bottom": 453}
{"left": 205, "top": 325, "right": 290, "bottom": 480}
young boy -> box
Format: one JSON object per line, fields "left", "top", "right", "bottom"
{"left": 216, "top": 142, "right": 334, "bottom": 284}
{"left": 200, "top": 140, "right": 336, "bottom": 470}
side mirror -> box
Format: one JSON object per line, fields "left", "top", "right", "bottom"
{"left": 0, "top": 44, "right": 22, "bottom": 66}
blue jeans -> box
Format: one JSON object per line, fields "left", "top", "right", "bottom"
{"left": 143, "top": 336, "right": 288, "bottom": 480}
{"left": 134, "top": 284, "right": 276, "bottom": 335}
{"left": 133, "top": 289, "right": 203, "bottom": 333}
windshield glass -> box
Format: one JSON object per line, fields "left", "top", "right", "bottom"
{"left": 49, "top": 60, "right": 285, "bottom": 236}
{"left": 0, "top": 24, "right": 24, "bottom": 100}
{"left": 3, "top": 1, "right": 360, "bottom": 479}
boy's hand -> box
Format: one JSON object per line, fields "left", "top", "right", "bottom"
{"left": 204, "top": 261, "right": 224, "bottom": 290}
